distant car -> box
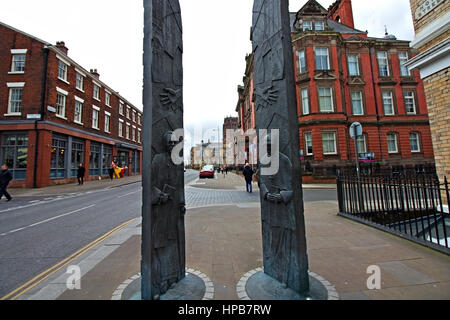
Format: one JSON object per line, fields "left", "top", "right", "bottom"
{"left": 199, "top": 165, "right": 215, "bottom": 179}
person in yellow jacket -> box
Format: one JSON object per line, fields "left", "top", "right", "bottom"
{"left": 112, "top": 161, "right": 122, "bottom": 179}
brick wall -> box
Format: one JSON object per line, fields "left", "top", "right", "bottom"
{"left": 419, "top": 29, "right": 450, "bottom": 53}
{"left": 423, "top": 67, "right": 450, "bottom": 179}
{"left": 0, "top": 24, "right": 46, "bottom": 118}
{"left": 409, "top": 0, "right": 450, "bottom": 35}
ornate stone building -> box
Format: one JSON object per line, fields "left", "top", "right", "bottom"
{"left": 406, "top": 0, "right": 449, "bottom": 181}
{"left": 236, "top": 0, "right": 435, "bottom": 178}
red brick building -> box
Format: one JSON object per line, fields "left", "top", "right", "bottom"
{"left": 0, "top": 21, "right": 143, "bottom": 188}
{"left": 237, "top": 0, "right": 435, "bottom": 177}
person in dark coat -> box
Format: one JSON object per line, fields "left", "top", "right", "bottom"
{"left": 77, "top": 163, "right": 86, "bottom": 185}
{"left": 108, "top": 161, "right": 115, "bottom": 181}
{"left": 0, "top": 164, "right": 13, "bottom": 202}
{"left": 243, "top": 163, "right": 254, "bottom": 193}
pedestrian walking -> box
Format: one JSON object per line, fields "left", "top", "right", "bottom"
{"left": 225, "top": 166, "right": 229, "bottom": 175}
{"left": 109, "top": 161, "right": 115, "bottom": 181}
{"left": 0, "top": 164, "right": 13, "bottom": 202}
{"left": 77, "top": 163, "right": 86, "bottom": 185}
{"left": 243, "top": 163, "right": 254, "bottom": 193}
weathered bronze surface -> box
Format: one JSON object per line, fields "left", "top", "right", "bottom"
{"left": 142, "top": 0, "right": 185, "bottom": 300}
{"left": 252, "top": 0, "right": 310, "bottom": 295}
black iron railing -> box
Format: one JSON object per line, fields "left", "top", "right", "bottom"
{"left": 337, "top": 172, "right": 449, "bottom": 253}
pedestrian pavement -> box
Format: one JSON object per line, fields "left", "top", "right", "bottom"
{"left": 9, "top": 175, "right": 142, "bottom": 198}
{"left": 12, "top": 173, "right": 450, "bottom": 301}
{"left": 189, "top": 171, "right": 336, "bottom": 191}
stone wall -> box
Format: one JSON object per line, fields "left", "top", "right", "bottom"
{"left": 409, "top": 0, "right": 450, "bottom": 36}
{"left": 423, "top": 67, "right": 450, "bottom": 179}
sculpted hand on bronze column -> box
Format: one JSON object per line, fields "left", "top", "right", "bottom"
{"left": 160, "top": 88, "right": 182, "bottom": 112}
{"left": 255, "top": 86, "right": 279, "bottom": 111}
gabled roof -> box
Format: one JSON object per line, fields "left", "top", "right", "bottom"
{"left": 297, "top": 0, "right": 328, "bottom": 16}
{"left": 327, "top": 19, "right": 365, "bottom": 34}
{"left": 0, "top": 20, "right": 50, "bottom": 46}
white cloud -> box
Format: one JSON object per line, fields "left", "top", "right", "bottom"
{"left": 0, "top": 0, "right": 415, "bottom": 146}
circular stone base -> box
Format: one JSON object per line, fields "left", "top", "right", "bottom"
{"left": 111, "top": 270, "right": 214, "bottom": 300}
{"left": 238, "top": 269, "right": 339, "bottom": 300}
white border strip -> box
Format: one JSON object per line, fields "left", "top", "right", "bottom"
{"left": 237, "top": 268, "right": 339, "bottom": 301}
{"left": 111, "top": 269, "right": 214, "bottom": 301}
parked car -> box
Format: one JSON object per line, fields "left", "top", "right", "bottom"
{"left": 199, "top": 165, "right": 215, "bottom": 179}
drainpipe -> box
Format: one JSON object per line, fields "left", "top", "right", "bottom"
{"left": 369, "top": 44, "right": 383, "bottom": 162}
{"left": 33, "top": 46, "right": 49, "bottom": 188}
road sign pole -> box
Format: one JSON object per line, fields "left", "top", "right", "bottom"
{"left": 353, "top": 124, "right": 364, "bottom": 212}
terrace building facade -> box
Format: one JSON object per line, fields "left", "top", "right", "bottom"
{"left": 0, "top": 21, "right": 143, "bottom": 188}
{"left": 236, "top": 0, "right": 435, "bottom": 178}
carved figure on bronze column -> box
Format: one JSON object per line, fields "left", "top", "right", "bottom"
{"left": 259, "top": 134, "right": 296, "bottom": 287}
{"left": 252, "top": 0, "right": 310, "bottom": 295}
{"left": 150, "top": 131, "right": 186, "bottom": 298}
{"left": 152, "top": 0, "right": 183, "bottom": 153}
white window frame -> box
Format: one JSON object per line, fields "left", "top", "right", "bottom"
{"left": 398, "top": 52, "right": 410, "bottom": 76}
{"left": 92, "top": 106, "right": 100, "bottom": 130}
{"left": 301, "top": 88, "right": 310, "bottom": 115}
{"left": 302, "top": 21, "right": 312, "bottom": 31}
{"left": 404, "top": 91, "right": 417, "bottom": 114}
{"left": 132, "top": 125, "right": 136, "bottom": 141}
{"left": 138, "top": 114, "right": 141, "bottom": 125}
{"left": 93, "top": 83, "right": 101, "bottom": 101}
{"left": 104, "top": 111, "right": 111, "bottom": 133}
{"left": 58, "top": 60, "right": 69, "bottom": 83}
{"left": 76, "top": 72, "right": 85, "bottom": 92}
{"left": 315, "top": 48, "right": 330, "bottom": 70}
{"left": 382, "top": 91, "right": 395, "bottom": 115}
{"left": 351, "top": 91, "right": 364, "bottom": 115}
{"left": 10, "top": 51, "right": 27, "bottom": 74}
{"left": 356, "top": 134, "right": 368, "bottom": 154}
{"left": 318, "top": 87, "right": 334, "bottom": 112}
{"left": 377, "top": 51, "right": 390, "bottom": 77}
{"left": 410, "top": 132, "right": 421, "bottom": 153}
{"left": 119, "top": 119, "right": 124, "bottom": 137}
{"left": 105, "top": 91, "right": 111, "bottom": 107}
{"left": 126, "top": 123, "right": 130, "bottom": 140}
{"left": 347, "top": 54, "right": 359, "bottom": 76}
{"left": 119, "top": 101, "right": 124, "bottom": 115}
{"left": 305, "top": 132, "right": 313, "bottom": 156}
{"left": 322, "top": 132, "right": 337, "bottom": 155}
{"left": 387, "top": 133, "right": 398, "bottom": 154}
{"left": 126, "top": 107, "right": 131, "bottom": 119}
{"left": 298, "top": 50, "right": 307, "bottom": 74}
{"left": 6, "top": 82, "right": 25, "bottom": 116}
{"left": 132, "top": 110, "right": 136, "bottom": 123}
{"left": 56, "top": 87, "right": 68, "bottom": 119}
{"left": 138, "top": 129, "right": 142, "bottom": 143}
{"left": 314, "top": 21, "right": 324, "bottom": 31}
{"left": 74, "top": 96, "right": 84, "bottom": 125}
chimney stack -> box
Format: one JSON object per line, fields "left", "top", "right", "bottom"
{"left": 90, "top": 69, "right": 100, "bottom": 79}
{"left": 56, "top": 41, "right": 69, "bottom": 55}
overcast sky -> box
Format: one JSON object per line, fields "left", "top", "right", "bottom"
{"left": 0, "top": 0, "right": 415, "bottom": 148}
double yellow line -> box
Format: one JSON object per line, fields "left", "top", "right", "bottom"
{"left": 1, "top": 218, "right": 137, "bottom": 300}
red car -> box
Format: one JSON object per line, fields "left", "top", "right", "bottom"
{"left": 199, "top": 165, "right": 215, "bottom": 179}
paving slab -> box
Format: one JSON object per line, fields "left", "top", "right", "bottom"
{"left": 23, "top": 200, "right": 450, "bottom": 300}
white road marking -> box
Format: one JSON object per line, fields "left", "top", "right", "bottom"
{"left": 117, "top": 190, "right": 141, "bottom": 198}
{"left": 0, "top": 204, "right": 96, "bottom": 236}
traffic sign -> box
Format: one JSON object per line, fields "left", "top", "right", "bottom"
{"left": 350, "top": 122, "right": 363, "bottom": 139}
